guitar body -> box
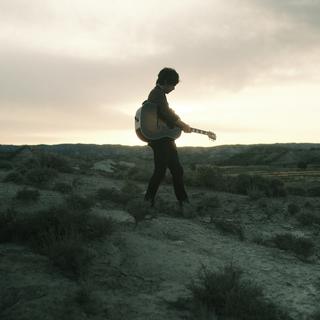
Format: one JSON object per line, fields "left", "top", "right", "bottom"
{"left": 135, "top": 101, "right": 182, "bottom": 142}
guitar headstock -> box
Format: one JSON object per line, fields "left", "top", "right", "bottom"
{"left": 207, "top": 131, "right": 216, "bottom": 141}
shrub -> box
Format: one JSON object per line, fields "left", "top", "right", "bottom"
{"left": 234, "top": 174, "right": 253, "bottom": 194}
{"left": 15, "top": 188, "right": 40, "bottom": 202}
{"left": 307, "top": 186, "right": 320, "bottom": 197}
{"left": 126, "top": 198, "right": 152, "bottom": 228}
{"left": 310, "top": 309, "right": 320, "bottom": 320}
{"left": 287, "top": 203, "right": 300, "bottom": 215}
{"left": 153, "top": 195, "right": 177, "bottom": 215}
{"left": 120, "top": 180, "right": 143, "bottom": 202}
{"left": 96, "top": 187, "right": 123, "bottom": 204}
{"left": 0, "top": 205, "right": 113, "bottom": 277}
{"left": 0, "top": 160, "right": 13, "bottom": 170}
{"left": 247, "top": 186, "right": 266, "bottom": 200}
{"left": 17, "top": 157, "right": 40, "bottom": 171}
{"left": 8, "top": 206, "right": 111, "bottom": 246}
{"left": 297, "top": 161, "right": 308, "bottom": 170}
{"left": 287, "top": 186, "right": 307, "bottom": 196}
{"left": 263, "top": 201, "right": 281, "bottom": 220}
{"left": 296, "top": 212, "right": 320, "bottom": 226}
{"left": 78, "top": 161, "right": 94, "bottom": 173}
{"left": 0, "top": 208, "right": 18, "bottom": 243}
{"left": 211, "top": 218, "right": 244, "bottom": 241}
{"left": 234, "top": 174, "right": 286, "bottom": 198}
{"left": 127, "top": 165, "right": 152, "bottom": 182}
{"left": 194, "top": 165, "right": 226, "bottom": 190}
{"left": 272, "top": 233, "right": 315, "bottom": 259}
{"left": 196, "top": 194, "right": 221, "bottom": 216}
{"left": 0, "top": 287, "right": 21, "bottom": 316}
{"left": 40, "top": 226, "right": 94, "bottom": 279}
{"left": 74, "top": 282, "right": 101, "bottom": 316}
{"left": 53, "top": 182, "right": 73, "bottom": 193}
{"left": 96, "top": 181, "right": 141, "bottom": 206}
{"left": 171, "top": 263, "right": 290, "bottom": 320}
{"left": 24, "top": 167, "right": 58, "bottom": 187}
{"left": 37, "top": 152, "right": 73, "bottom": 173}
{"left": 269, "top": 178, "right": 287, "bottom": 197}
{"left": 65, "top": 193, "right": 95, "bottom": 212}
{"left": 304, "top": 201, "right": 314, "bottom": 209}
{"left": 3, "top": 171, "right": 25, "bottom": 184}
{"left": 257, "top": 198, "right": 268, "bottom": 209}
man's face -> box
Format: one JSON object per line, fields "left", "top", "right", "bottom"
{"left": 163, "top": 84, "right": 176, "bottom": 94}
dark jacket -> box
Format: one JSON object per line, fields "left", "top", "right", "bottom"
{"left": 148, "top": 85, "right": 180, "bottom": 129}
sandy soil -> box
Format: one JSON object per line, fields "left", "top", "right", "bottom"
{"left": 1, "top": 169, "right": 320, "bottom": 319}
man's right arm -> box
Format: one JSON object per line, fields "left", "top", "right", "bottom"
{"left": 175, "top": 119, "right": 192, "bottom": 133}
{"left": 148, "top": 87, "right": 192, "bottom": 132}
{"left": 148, "top": 89, "right": 180, "bottom": 128}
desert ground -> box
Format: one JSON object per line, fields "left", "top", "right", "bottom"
{"left": 0, "top": 144, "right": 320, "bottom": 320}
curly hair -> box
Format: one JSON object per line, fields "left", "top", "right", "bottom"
{"left": 156, "top": 67, "right": 180, "bottom": 85}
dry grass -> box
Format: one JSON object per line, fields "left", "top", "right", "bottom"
{"left": 0, "top": 200, "right": 114, "bottom": 278}
{"left": 170, "top": 263, "right": 291, "bottom": 320}
{"left": 272, "top": 233, "right": 315, "bottom": 259}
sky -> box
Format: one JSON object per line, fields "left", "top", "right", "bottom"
{"left": 0, "top": 0, "right": 319, "bottom": 147}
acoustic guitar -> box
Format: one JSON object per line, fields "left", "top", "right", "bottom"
{"left": 135, "top": 100, "right": 216, "bottom": 142}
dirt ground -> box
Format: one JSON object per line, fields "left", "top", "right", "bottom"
{"left": 1, "top": 169, "right": 320, "bottom": 319}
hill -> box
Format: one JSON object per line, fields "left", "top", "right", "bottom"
{"left": 1, "top": 143, "right": 320, "bottom": 167}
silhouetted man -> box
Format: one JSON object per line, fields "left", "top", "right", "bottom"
{"left": 144, "top": 67, "right": 192, "bottom": 213}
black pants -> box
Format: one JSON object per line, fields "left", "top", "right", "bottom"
{"left": 144, "top": 139, "right": 189, "bottom": 203}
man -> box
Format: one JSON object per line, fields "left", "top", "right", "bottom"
{"left": 144, "top": 67, "right": 192, "bottom": 214}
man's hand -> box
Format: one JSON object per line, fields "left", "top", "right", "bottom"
{"left": 176, "top": 119, "right": 192, "bottom": 133}
{"left": 182, "top": 123, "right": 192, "bottom": 133}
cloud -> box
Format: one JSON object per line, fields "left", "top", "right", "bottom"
{"left": 0, "top": 104, "right": 131, "bottom": 133}
{"left": 251, "top": 0, "right": 320, "bottom": 31}
{"left": 0, "top": 0, "right": 319, "bottom": 143}
{"left": 1, "top": 0, "right": 320, "bottom": 99}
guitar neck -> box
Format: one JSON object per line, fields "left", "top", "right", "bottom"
{"left": 191, "top": 127, "right": 209, "bottom": 135}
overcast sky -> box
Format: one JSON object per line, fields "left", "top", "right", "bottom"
{"left": 1, "top": 0, "right": 319, "bottom": 147}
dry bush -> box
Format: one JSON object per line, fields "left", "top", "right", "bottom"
{"left": 3, "top": 171, "right": 25, "bottom": 184}
{"left": 73, "top": 281, "right": 102, "bottom": 316}
{"left": 170, "top": 263, "right": 290, "bottom": 320}
{"left": 310, "top": 309, "right": 320, "bottom": 320}
{"left": 120, "top": 180, "right": 143, "bottom": 200}
{"left": 196, "top": 194, "right": 221, "bottom": 216}
{"left": 286, "top": 186, "right": 307, "bottom": 196}
{"left": 0, "top": 160, "right": 13, "bottom": 170}
{"left": 96, "top": 180, "right": 142, "bottom": 206}
{"left": 0, "top": 287, "right": 21, "bottom": 318}
{"left": 308, "top": 186, "right": 320, "bottom": 197}
{"left": 211, "top": 217, "right": 244, "bottom": 241}
{"left": 15, "top": 188, "right": 40, "bottom": 202}
{"left": 0, "top": 208, "right": 18, "bottom": 243}
{"left": 296, "top": 212, "right": 320, "bottom": 227}
{"left": 0, "top": 203, "right": 113, "bottom": 278}
{"left": 262, "top": 201, "right": 282, "bottom": 220}
{"left": 247, "top": 185, "right": 266, "bottom": 200}
{"left": 287, "top": 203, "right": 300, "bottom": 215}
{"left": 24, "top": 167, "right": 58, "bottom": 187}
{"left": 126, "top": 198, "right": 153, "bottom": 228}
{"left": 65, "top": 193, "right": 95, "bottom": 212}
{"left": 127, "top": 165, "right": 152, "bottom": 182}
{"left": 40, "top": 226, "right": 94, "bottom": 279}
{"left": 193, "top": 165, "right": 227, "bottom": 190}
{"left": 234, "top": 174, "right": 287, "bottom": 198}
{"left": 272, "top": 233, "right": 315, "bottom": 259}
{"left": 37, "top": 152, "right": 73, "bottom": 173}
{"left": 53, "top": 182, "right": 73, "bottom": 193}
{"left": 96, "top": 187, "right": 125, "bottom": 205}
{"left": 3, "top": 152, "right": 72, "bottom": 187}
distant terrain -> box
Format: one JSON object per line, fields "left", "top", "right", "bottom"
{"left": 1, "top": 143, "right": 320, "bottom": 319}
{"left": 1, "top": 142, "right": 320, "bottom": 166}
